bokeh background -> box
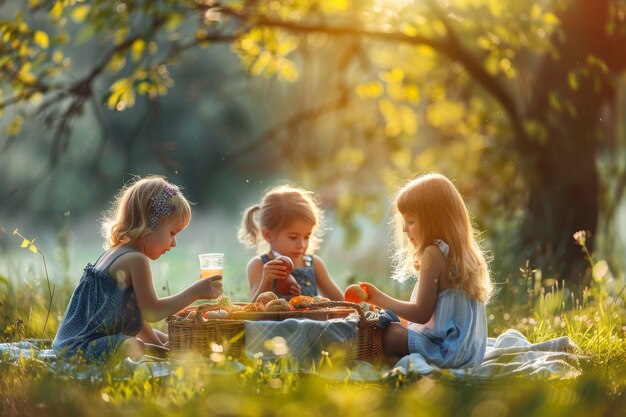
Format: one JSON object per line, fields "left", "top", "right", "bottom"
{"left": 2, "top": 0, "right": 626, "bottom": 307}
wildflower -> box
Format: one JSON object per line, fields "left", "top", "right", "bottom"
{"left": 582, "top": 287, "right": 591, "bottom": 301}
{"left": 268, "top": 336, "right": 289, "bottom": 356}
{"left": 573, "top": 230, "right": 587, "bottom": 246}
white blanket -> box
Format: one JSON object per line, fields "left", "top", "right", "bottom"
{"left": 392, "top": 329, "right": 583, "bottom": 380}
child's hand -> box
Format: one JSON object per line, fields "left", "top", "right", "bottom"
{"left": 358, "top": 282, "right": 381, "bottom": 305}
{"left": 275, "top": 274, "right": 301, "bottom": 296}
{"left": 195, "top": 275, "right": 223, "bottom": 299}
{"left": 262, "top": 259, "right": 290, "bottom": 284}
{"left": 286, "top": 275, "right": 301, "bottom": 296}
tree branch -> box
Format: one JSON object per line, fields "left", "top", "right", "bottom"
{"left": 222, "top": 84, "right": 350, "bottom": 165}
{"left": 222, "top": 5, "right": 532, "bottom": 154}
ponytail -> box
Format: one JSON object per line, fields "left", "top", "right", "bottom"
{"left": 237, "top": 204, "right": 261, "bottom": 247}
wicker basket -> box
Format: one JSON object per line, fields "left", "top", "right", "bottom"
{"left": 167, "top": 301, "right": 384, "bottom": 361}
{"left": 167, "top": 316, "right": 245, "bottom": 359}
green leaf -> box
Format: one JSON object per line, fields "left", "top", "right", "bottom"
{"left": 0, "top": 274, "right": 10, "bottom": 289}
{"left": 542, "top": 12, "right": 560, "bottom": 26}
{"left": 131, "top": 39, "right": 145, "bottom": 63}
{"left": 107, "top": 77, "right": 135, "bottom": 110}
{"left": 320, "top": 0, "right": 349, "bottom": 14}
{"left": 277, "top": 59, "right": 299, "bottom": 82}
{"left": 107, "top": 53, "right": 126, "bottom": 74}
{"left": 71, "top": 5, "right": 90, "bottom": 23}
{"left": 165, "top": 13, "right": 184, "bottom": 32}
{"left": 426, "top": 100, "right": 466, "bottom": 129}
{"left": 567, "top": 71, "right": 579, "bottom": 91}
{"left": 8, "top": 114, "right": 24, "bottom": 137}
{"left": 34, "top": 31, "right": 49, "bottom": 49}
{"left": 49, "top": 1, "right": 63, "bottom": 20}
{"left": 17, "top": 63, "right": 36, "bottom": 85}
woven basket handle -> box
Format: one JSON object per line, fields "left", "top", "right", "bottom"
{"left": 291, "top": 301, "right": 368, "bottom": 327}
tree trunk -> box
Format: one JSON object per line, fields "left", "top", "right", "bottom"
{"left": 520, "top": 0, "right": 617, "bottom": 285}
{"left": 522, "top": 131, "right": 598, "bottom": 285}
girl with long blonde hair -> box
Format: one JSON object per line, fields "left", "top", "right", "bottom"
{"left": 361, "top": 173, "right": 492, "bottom": 368}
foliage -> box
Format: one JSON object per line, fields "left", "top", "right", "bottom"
{"left": 2, "top": 0, "right": 626, "bottom": 291}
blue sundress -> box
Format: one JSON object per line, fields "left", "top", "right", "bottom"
{"left": 52, "top": 247, "right": 143, "bottom": 361}
{"left": 405, "top": 240, "right": 487, "bottom": 368}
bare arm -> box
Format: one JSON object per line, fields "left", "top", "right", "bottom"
{"left": 247, "top": 257, "right": 269, "bottom": 302}
{"left": 361, "top": 246, "right": 443, "bottom": 324}
{"left": 312, "top": 255, "right": 343, "bottom": 301}
{"left": 124, "top": 253, "right": 223, "bottom": 322}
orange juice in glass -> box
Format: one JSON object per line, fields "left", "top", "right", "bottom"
{"left": 198, "top": 253, "right": 224, "bottom": 279}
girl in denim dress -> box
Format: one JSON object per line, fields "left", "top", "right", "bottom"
{"left": 53, "top": 176, "right": 223, "bottom": 362}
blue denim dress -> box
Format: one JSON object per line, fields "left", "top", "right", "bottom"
{"left": 406, "top": 240, "right": 487, "bottom": 368}
{"left": 52, "top": 247, "right": 143, "bottom": 361}
{"left": 260, "top": 254, "right": 318, "bottom": 300}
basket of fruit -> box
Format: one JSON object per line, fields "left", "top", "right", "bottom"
{"left": 167, "top": 301, "right": 245, "bottom": 358}
{"left": 167, "top": 294, "right": 384, "bottom": 361}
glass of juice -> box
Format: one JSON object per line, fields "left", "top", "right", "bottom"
{"left": 198, "top": 253, "right": 224, "bottom": 279}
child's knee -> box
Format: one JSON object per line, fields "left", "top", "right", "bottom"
{"left": 118, "top": 337, "right": 146, "bottom": 360}
{"left": 382, "top": 323, "right": 409, "bottom": 357}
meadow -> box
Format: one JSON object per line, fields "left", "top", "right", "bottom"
{"left": 1, "top": 226, "right": 626, "bottom": 417}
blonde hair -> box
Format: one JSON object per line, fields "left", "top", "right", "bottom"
{"left": 390, "top": 173, "right": 492, "bottom": 303}
{"left": 100, "top": 175, "right": 192, "bottom": 249}
{"left": 238, "top": 185, "right": 324, "bottom": 254}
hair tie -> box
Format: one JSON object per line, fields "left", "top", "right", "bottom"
{"left": 149, "top": 184, "right": 178, "bottom": 229}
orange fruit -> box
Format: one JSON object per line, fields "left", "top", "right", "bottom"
{"left": 344, "top": 284, "right": 369, "bottom": 303}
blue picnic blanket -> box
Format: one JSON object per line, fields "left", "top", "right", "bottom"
{"left": 242, "top": 317, "right": 359, "bottom": 362}
{"left": 0, "top": 328, "right": 583, "bottom": 382}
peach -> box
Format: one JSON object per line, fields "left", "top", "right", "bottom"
{"left": 275, "top": 255, "right": 294, "bottom": 275}
{"left": 256, "top": 291, "right": 278, "bottom": 305}
{"left": 275, "top": 274, "right": 299, "bottom": 295}
{"left": 344, "top": 283, "right": 369, "bottom": 303}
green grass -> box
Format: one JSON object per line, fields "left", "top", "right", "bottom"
{"left": 2, "top": 239, "right": 626, "bottom": 417}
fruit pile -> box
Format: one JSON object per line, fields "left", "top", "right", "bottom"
{"left": 172, "top": 293, "right": 333, "bottom": 321}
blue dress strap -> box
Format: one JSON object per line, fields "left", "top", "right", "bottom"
{"left": 98, "top": 247, "right": 138, "bottom": 273}
{"left": 433, "top": 239, "right": 449, "bottom": 259}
